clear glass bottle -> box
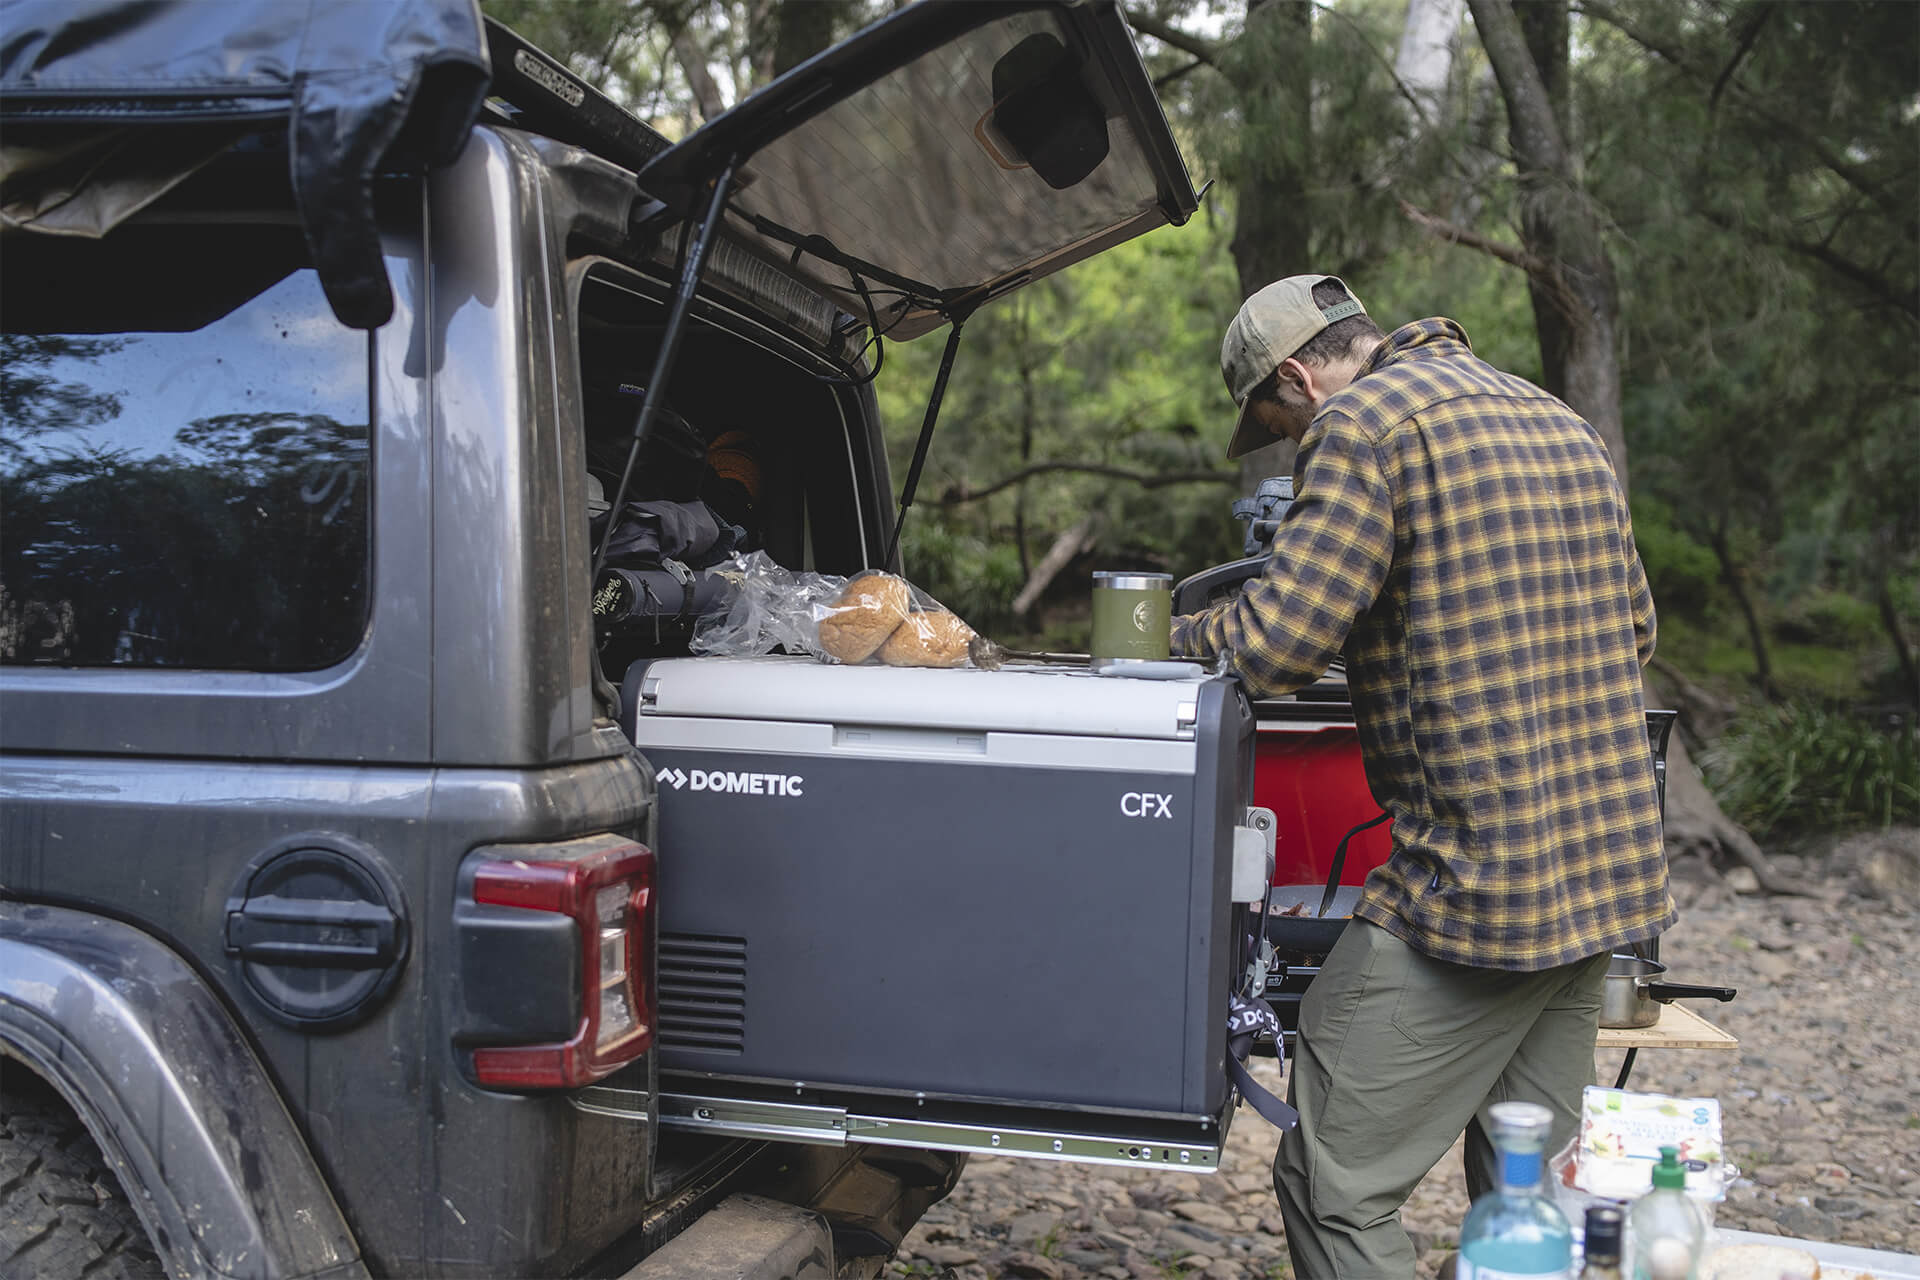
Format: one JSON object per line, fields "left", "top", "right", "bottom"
{"left": 1579, "top": 1206, "right": 1625, "bottom": 1279}
{"left": 1627, "top": 1147, "right": 1705, "bottom": 1280}
{"left": 1459, "top": 1101, "right": 1575, "bottom": 1279}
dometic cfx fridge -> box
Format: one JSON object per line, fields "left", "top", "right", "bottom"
{"left": 615, "top": 655, "right": 1264, "bottom": 1172}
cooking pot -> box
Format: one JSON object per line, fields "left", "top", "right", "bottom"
{"left": 1599, "top": 954, "right": 1737, "bottom": 1029}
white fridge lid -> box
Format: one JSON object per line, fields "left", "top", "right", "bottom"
{"left": 634, "top": 655, "right": 1213, "bottom": 741}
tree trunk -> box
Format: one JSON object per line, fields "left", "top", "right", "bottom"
{"left": 1706, "top": 522, "right": 1777, "bottom": 700}
{"left": 1395, "top": 0, "right": 1466, "bottom": 122}
{"left": 1876, "top": 579, "right": 1920, "bottom": 709}
{"left": 1012, "top": 516, "right": 1099, "bottom": 618}
{"left": 1226, "top": 0, "right": 1313, "bottom": 496}
{"left": 671, "top": 30, "right": 727, "bottom": 122}
{"left": 1468, "top": 0, "right": 1629, "bottom": 491}
{"left": 1660, "top": 735, "right": 1803, "bottom": 894}
{"left": 1648, "top": 656, "right": 1737, "bottom": 742}
{"left": 1511, "top": 2, "right": 1572, "bottom": 413}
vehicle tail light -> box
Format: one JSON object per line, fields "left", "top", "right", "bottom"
{"left": 467, "top": 834, "right": 654, "bottom": 1089}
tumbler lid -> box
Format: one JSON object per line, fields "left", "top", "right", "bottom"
{"left": 1092, "top": 571, "right": 1172, "bottom": 590}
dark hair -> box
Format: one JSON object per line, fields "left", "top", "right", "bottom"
{"left": 1287, "top": 278, "right": 1384, "bottom": 367}
{"left": 1248, "top": 367, "right": 1282, "bottom": 405}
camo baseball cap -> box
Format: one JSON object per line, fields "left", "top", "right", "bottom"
{"left": 1221, "top": 275, "right": 1368, "bottom": 459}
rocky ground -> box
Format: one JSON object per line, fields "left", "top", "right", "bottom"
{"left": 888, "top": 830, "right": 1920, "bottom": 1280}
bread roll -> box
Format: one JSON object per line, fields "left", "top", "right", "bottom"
{"left": 817, "top": 572, "right": 909, "bottom": 664}
{"left": 1699, "top": 1243, "right": 1820, "bottom": 1280}
{"left": 876, "top": 608, "right": 975, "bottom": 668}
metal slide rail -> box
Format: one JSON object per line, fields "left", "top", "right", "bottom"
{"left": 576, "top": 1087, "right": 1230, "bottom": 1173}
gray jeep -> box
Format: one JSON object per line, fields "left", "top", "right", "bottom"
{"left": 0, "top": 2, "right": 1204, "bottom": 1276}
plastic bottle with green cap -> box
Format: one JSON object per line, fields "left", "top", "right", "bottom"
{"left": 1627, "top": 1147, "right": 1705, "bottom": 1280}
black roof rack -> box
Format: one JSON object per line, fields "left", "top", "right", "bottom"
{"left": 481, "top": 19, "right": 668, "bottom": 177}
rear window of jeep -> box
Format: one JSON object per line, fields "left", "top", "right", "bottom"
{"left": 0, "top": 222, "right": 372, "bottom": 671}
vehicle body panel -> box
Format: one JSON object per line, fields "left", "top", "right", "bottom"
{"left": 0, "top": 903, "right": 366, "bottom": 1280}
{"left": 0, "top": 131, "right": 669, "bottom": 1274}
{"left": 0, "top": 749, "right": 658, "bottom": 1276}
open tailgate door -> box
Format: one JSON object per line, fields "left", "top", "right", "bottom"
{"left": 633, "top": 0, "right": 1199, "bottom": 341}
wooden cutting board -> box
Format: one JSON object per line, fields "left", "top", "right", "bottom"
{"left": 1596, "top": 1000, "right": 1738, "bottom": 1050}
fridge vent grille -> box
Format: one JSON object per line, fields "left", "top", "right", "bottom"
{"left": 658, "top": 933, "right": 747, "bottom": 1054}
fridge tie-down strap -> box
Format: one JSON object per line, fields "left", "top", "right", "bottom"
{"left": 1227, "top": 994, "right": 1299, "bottom": 1132}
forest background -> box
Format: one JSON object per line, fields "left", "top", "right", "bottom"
{"left": 486, "top": 0, "right": 1918, "bottom": 860}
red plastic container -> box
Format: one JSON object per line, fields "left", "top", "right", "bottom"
{"left": 1254, "top": 725, "right": 1391, "bottom": 889}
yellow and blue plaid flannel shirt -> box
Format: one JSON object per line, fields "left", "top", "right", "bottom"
{"left": 1174, "top": 318, "right": 1673, "bottom": 971}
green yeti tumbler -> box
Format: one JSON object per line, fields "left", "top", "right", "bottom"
{"left": 1090, "top": 571, "right": 1172, "bottom": 669}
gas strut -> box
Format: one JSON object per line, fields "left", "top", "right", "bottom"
{"left": 883, "top": 304, "right": 973, "bottom": 569}
{"left": 591, "top": 158, "right": 739, "bottom": 584}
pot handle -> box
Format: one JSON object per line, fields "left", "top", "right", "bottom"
{"left": 1646, "top": 981, "right": 1737, "bottom": 1003}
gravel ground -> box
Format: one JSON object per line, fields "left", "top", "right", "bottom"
{"left": 888, "top": 831, "right": 1920, "bottom": 1280}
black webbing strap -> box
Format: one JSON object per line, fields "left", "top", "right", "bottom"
{"left": 1227, "top": 994, "right": 1297, "bottom": 1132}
{"left": 1228, "top": 867, "right": 1297, "bottom": 1133}
{"left": 1317, "top": 809, "right": 1393, "bottom": 919}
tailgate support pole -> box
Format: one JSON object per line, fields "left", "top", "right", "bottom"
{"left": 883, "top": 307, "right": 970, "bottom": 569}
{"left": 593, "top": 158, "right": 740, "bottom": 582}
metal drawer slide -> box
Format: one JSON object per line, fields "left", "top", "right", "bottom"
{"left": 630, "top": 1089, "right": 1228, "bottom": 1173}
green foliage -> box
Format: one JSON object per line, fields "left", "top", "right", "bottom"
{"left": 1652, "top": 614, "right": 1757, "bottom": 685}
{"left": 1702, "top": 702, "right": 1920, "bottom": 839}
{"left": 1772, "top": 590, "right": 1881, "bottom": 649}
{"left": 877, "top": 219, "right": 1247, "bottom": 643}
{"left": 1590, "top": 1, "right": 1919, "bottom": 708}
{"left": 1768, "top": 644, "right": 1889, "bottom": 706}
{"left": 1629, "top": 498, "right": 1720, "bottom": 616}
{"left": 897, "top": 522, "right": 1024, "bottom": 637}
{"left": 1357, "top": 241, "right": 1543, "bottom": 388}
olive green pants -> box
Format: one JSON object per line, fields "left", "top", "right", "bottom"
{"left": 1272, "top": 919, "right": 1610, "bottom": 1280}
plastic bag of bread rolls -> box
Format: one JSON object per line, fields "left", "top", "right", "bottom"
{"left": 817, "top": 571, "right": 910, "bottom": 664}
{"left": 691, "top": 550, "right": 842, "bottom": 658}
{"left": 690, "top": 551, "right": 982, "bottom": 668}
{"left": 817, "top": 573, "right": 979, "bottom": 668}
{"left": 875, "top": 607, "right": 974, "bottom": 668}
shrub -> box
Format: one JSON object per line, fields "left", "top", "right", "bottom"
{"left": 1770, "top": 589, "right": 1879, "bottom": 647}
{"left": 1629, "top": 498, "right": 1720, "bottom": 617}
{"left": 1701, "top": 702, "right": 1920, "bottom": 841}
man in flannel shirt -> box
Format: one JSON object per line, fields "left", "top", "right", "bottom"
{"left": 1173, "top": 275, "right": 1673, "bottom": 1279}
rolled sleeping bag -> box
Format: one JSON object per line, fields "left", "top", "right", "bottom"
{"left": 593, "top": 562, "right": 735, "bottom": 632}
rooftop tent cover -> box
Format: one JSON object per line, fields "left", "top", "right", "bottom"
{"left": 0, "top": 0, "right": 492, "bottom": 329}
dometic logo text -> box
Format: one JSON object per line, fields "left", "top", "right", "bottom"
{"left": 657, "top": 767, "right": 804, "bottom": 797}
